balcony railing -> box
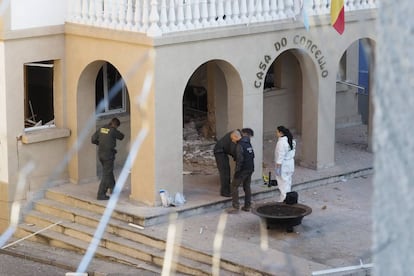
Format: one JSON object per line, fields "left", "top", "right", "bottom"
{"left": 67, "top": 0, "right": 377, "bottom": 37}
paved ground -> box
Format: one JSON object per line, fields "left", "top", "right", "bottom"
{"left": 145, "top": 173, "right": 373, "bottom": 275}
{"left": 0, "top": 253, "right": 70, "bottom": 276}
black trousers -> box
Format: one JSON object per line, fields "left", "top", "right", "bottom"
{"left": 214, "top": 152, "right": 231, "bottom": 196}
{"left": 97, "top": 157, "right": 115, "bottom": 198}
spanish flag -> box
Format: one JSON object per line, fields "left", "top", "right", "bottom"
{"left": 331, "top": 0, "right": 345, "bottom": 34}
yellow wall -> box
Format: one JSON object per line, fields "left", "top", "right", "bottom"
{"left": 0, "top": 182, "right": 10, "bottom": 231}
{"left": 0, "top": 28, "right": 66, "bottom": 228}
{"left": 65, "top": 24, "right": 156, "bottom": 204}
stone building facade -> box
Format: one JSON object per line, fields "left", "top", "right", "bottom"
{"left": 0, "top": 0, "right": 377, "bottom": 229}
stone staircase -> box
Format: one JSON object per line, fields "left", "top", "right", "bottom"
{"left": 14, "top": 188, "right": 269, "bottom": 275}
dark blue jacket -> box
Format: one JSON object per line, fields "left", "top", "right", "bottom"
{"left": 234, "top": 136, "right": 255, "bottom": 177}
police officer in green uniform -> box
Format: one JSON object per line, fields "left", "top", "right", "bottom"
{"left": 91, "top": 118, "right": 125, "bottom": 200}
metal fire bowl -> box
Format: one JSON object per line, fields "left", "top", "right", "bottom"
{"left": 252, "top": 202, "right": 312, "bottom": 232}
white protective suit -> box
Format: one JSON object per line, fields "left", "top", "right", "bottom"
{"left": 274, "top": 136, "right": 296, "bottom": 202}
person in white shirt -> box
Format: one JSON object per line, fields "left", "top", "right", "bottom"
{"left": 274, "top": 126, "right": 296, "bottom": 202}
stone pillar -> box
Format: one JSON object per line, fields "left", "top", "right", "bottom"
{"left": 67, "top": 63, "right": 99, "bottom": 185}
{"left": 299, "top": 53, "right": 335, "bottom": 169}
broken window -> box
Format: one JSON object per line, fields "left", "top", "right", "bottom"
{"left": 95, "top": 63, "right": 127, "bottom": 116}
{"left": 24, "top": 61, "right": 54, "bottom": 129}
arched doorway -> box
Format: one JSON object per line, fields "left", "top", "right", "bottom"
{"left": 94, "top": 62, "right": 131, "bottom": 176}
{"left": 73, "top": 61, "right": 131, "bottom": 185}
{"left": 182, "top": 62, "right": 216, "bottom": 175}
{"left": 182, "top": 60, "right": 243, "bottom": 193}
{"left": 262, "top": 49, "right": 319, "bottom": 172}
{"left": 334, "top": 38, "right": 375, "bottom": 157}
{"left": 262, "top": 51, "right": 303, "bottom": 138}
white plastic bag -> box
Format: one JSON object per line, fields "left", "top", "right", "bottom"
{"left": 174, "top": 192, "right": 186, "bottom": 206}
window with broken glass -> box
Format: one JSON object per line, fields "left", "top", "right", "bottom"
{"left": 24, "top": 61, "right": 55, "bottom": 130}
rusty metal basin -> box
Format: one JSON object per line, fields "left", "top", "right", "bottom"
{"left": 252, "top": 202, "right": 312, "bottom": 232}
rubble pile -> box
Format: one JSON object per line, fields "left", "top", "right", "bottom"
{"left": 183, "top": 121, "right": 217, "bottom": 175}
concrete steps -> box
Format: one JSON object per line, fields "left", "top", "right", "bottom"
{"left": 33, "top": 199, "right": 165, "bottom": 249}
{"left": 15, "top": 190, "right": 267, "bottom": 275}
{"left": 15, "top": 224, "right": 163, "bottom": 274}
{"left": 20, "top": 213, "right": 215, "bottom": 275}
{"left": 45, "top": 188, "right": 231, "bottom": 227}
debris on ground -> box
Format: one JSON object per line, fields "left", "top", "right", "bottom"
{"left": 183, "top": 119, "right": 217, "bottom": 175}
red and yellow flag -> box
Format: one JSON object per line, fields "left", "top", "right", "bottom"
{"left": 331, "top": 0, "right": 345, "bottom": 34}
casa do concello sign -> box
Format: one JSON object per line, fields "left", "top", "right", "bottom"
{"left": 254, "top": 35, "right": 329, "bottom": 88}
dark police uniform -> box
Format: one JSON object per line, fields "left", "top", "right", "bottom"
{"left": 213, "top": 130, "right": 239, "bottom": 197}
{"left": 231, "top": 136, "right": 255, "bottom": 210}
{"left": 91, "top": 123, "right": 124, "bottom": 200}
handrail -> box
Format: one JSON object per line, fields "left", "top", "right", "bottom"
{"left": 336, "top": 80, "right": 366, "bottom": 91}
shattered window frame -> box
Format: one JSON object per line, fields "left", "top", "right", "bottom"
{"left": 24, "top": 60, "right": 55, "bottom": 132}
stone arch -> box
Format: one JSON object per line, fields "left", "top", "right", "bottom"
{"left": 182, "top": 59, "right": 243, "bottom": 139}
{"left": 262, "top": 48, "right": 319, "bottom": 170}
{"left": 73, "top": 60, "right": 131, "bottom": 184}
{"left": 334, "top": 37, "right": 376, "bottom": 153}
{"left": 181, "top": 59, "right": 243, "bottom": 192}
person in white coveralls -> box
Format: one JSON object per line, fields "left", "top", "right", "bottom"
{"left": 274, "top": 126, "right": 296, "bottom": 202}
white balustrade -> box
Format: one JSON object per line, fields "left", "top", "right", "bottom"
{"left": 285, "top": 0, "right": 294, "bottom": 19}
{"left": 193, "top": 0, "right": 202, "bottom": 28}
{"left": 141, "top": 0, "right": 149, "bottom": 32}
{"left": 184, "top": 0, "right": 194, "bottom": 29}
{"left": 347, "top": 0, "right": 355, "bottom": 11}
{"left": 102, "top": 0, "right": 111, "bottom": 27}
{"left": 368, "top": 0, "right": 376, "bottom": 8}
{"left": 200, "top": 0, "right": 209, "bottom": 26}
{"left": 86, "top": 0, "right": 94, "bottom": 24}
{"left": 322, "top": 0, "right": 330, "bottom": 14}
{"left": 232, "top": 0, "right": 240, "bottom": 24}
{"left": 167, "top": 0, "right": 176, "bottom": 31}
{"left": 175, "top": 0, "right": 184, "bottom": 30}
{"left": 148, "top": 0, "right": 161, "bottom": 36}
{"left": 216, "top": 0, "right": 225, "bottom": 25}
{"left": 313, "top": 0, "right": 322, "bottom": 14}
{"left": 134, "top": 0, "right": 142, "bottom": 31}
{"left": 110, "top": 0, "right": 118, "bottom": 27}
{"left": 74, "top": 0, "right": 82, "bottom": 23}
{"left": 239, "top": 0, "right": 248, "bottom": 23}
{"left": 255, "top": 0, "right": 264, "bottom": 23}
{"left": 208, "top": 0, "right": 218, "bottom": 26}
{"left": 262, "top": 0, "right": 271, "bottom": 21}
{"left": 81, "top": 0, "right": 88, "bottom": 24}
{"left": 117, "top": 0, "right": 127, "bottom": 29}
{"left": 277, "top": 0, "right": 286, "bottom": 19}
{"left": 125, "top": 0, "right": 134, "bottom": 30}
{"left": 247, "top": 0, "right": 256, "bottom": 22}
{"left": 224, "top": 0, "right": 233, "bottom": 24}
{"left": 270, "top": 1, "right": 278, "bottom": 19}
{"left": 66, "top": 0, "right": 377, "bottom": 37}
{"left": 95, "top": 0, "right": 104, "bottom": 25}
